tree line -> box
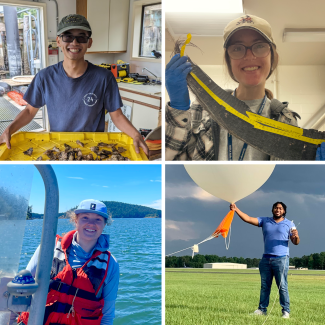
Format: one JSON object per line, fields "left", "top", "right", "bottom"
{"left": 26, "top": 201, "right": 161, "bottom": 220}
{"left": 166, "top": 253, "right": 325, "bottom": 270}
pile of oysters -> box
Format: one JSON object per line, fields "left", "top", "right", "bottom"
{"left": 23, "top": 141, "right": 129, "bottom": 161}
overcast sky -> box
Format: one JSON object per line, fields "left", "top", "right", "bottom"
{"left": 166, "top": 164, "right": 325, "bottom": 259}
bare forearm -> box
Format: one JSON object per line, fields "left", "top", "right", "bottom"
{"left": 291, "top": 236, "right": 300, "bottom": 245}
{"left": 110, "top": 111, "right": 139, "bottom": 138}
{"left": 235, "top": 208, "right": 259, "bottom": 226}
{"left": 109, "top": 108, "right": 149, "bottom": 155}
{"left": 7, "top": 105, "right": 38, "bottom": 135}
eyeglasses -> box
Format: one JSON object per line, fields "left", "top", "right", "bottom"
{"left": 59, "top": 34, "right": 90, "bottom": 44}
{"left": 227, "top": 42, "right": 271, "bottom": 60}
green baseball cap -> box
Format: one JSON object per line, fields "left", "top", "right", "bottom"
{"left": 57, "top": 14, "right": 92, "bottom": 36}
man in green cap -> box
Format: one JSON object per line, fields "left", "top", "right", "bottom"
{"left": 0, "top": 14, "right": 148, "bottom": 155}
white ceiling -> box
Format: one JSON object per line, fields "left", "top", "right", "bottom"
{"left": 166, "top": 12, "right": 242, "bottom": 36}
{"left": 166, "top": 0, "right": 325, "bottom": 65}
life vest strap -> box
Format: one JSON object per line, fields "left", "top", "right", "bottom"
{"left": 44, "top": 300, "right": 101, "bottom": 323}
{"left": 49, "top": 279, "right": 99, "bottom": 301}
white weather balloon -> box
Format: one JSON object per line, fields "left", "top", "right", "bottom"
{"left": 184, "top": 164, "right": 275, "bottom": 203}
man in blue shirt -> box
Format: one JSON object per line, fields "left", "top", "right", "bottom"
{"left": 0, "top": 14, "right": 148, "bottom": 156}
{"left": 230, "top": 202, "right": 300, "bottom": 319}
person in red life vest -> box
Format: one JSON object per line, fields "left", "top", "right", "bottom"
{"left": 26, "top": 199, "right": 119, "bottom": 325}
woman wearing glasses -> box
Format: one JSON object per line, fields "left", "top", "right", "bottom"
{"left": 165, "top": 15, "right": 302, "bottom": 161}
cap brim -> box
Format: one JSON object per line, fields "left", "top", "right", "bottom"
{"left": 57, "top": 26, "right": 92, "bottom": 36}
{"left": 75, "top": 209, "right": 108, "bottom": 219}
{"left": 224, "top": 26, "right": 274, "bottom": 48}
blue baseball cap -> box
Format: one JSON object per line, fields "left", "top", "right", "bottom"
{"left": 75, "top": 199, "right": 109, "bottom": 219}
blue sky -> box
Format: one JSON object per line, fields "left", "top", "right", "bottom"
{"left": 23, "top": 164, "right": 161, "bottom": 213}
{"left": 166, "top": 164, "right": 325, "bottom": 258}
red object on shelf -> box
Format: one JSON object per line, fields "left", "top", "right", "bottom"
{"left": 48, "top": 48, "right": 59, "bottom": 55}
{"left": 145, "top": 139, "right": 161, "bottom": 144}
{"left": 7, "top": 91, "right": 28, "bottom": 106}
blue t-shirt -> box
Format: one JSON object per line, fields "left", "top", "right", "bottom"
{"left": 257, "top": 217, "right": 295, "bottom": 256}
{"left": 24, "top": 61, "right": 123, "bottom": 132}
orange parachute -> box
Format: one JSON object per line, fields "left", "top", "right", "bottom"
{"left": 212, "top": 210, "right": 234, "bottom": 239}
{"left": 166, "top": 210, "right": 235, "bottom": 258}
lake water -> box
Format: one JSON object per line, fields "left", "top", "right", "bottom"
{"left": 19, "top": 218, "right": 162, "bottom": 325}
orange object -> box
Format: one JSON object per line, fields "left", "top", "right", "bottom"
{"left": 17, "top": 312, "right": 29, "bottom": 324}
{"left": 7, "top": 91, "right": 27, "bottom": 106}
{"left": 212, "top": 210, "right": 234, "bottom": 238}
{"left": 146, "top": 139, "right": 161, "bottom": 144}
{"left": 111, "top": 64, "right": 117, "bottom": 78}
{"left": 146, "top": 141, "right": 161, "bottom": 149}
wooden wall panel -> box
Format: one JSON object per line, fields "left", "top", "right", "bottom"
{"left": 76, "top": 0, "right": 87, "bottom": 18}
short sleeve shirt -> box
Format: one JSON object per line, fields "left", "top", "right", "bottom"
{"left": 257, "top": 217, "right": 295, "bottom": 256}
{"left": 23, "top": 61, "right": 123, "bottom": 132}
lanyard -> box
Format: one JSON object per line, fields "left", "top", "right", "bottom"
{"left": 228, "top": 90, "right": 267, "bottom": 161}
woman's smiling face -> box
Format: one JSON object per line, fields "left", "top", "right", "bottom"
{"left": 75, "top": 212, "right": 106, "bottom": 242}
{"left": 228, "top": 29, "right": 271, "bottom": 89}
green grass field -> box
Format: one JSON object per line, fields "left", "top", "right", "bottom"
{"left": 165, "top": 268, "right": 325, "bottom": 325}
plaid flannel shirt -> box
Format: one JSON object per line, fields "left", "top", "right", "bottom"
{"left": 165, "top": 99, "right": 300, "bottom": 161}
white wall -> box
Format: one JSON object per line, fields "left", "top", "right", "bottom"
{"left": 277, "top": 66, "right": 325, "bottom": 128}
{"left": 77, "top": 0, "right": 162, "bottom": 78}
{"left": 114, "top": 0, "right": 161, "bottom": 79}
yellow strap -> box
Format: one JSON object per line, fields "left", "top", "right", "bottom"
{"left": 190, "top": 72, "right": 324, "bottom": 145}
{"left": 180, "top": 33, "right": 192, "bottom": 57}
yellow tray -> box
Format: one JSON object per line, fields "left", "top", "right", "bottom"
{"left": 0, "top": 132, "right": 148, "bottom": 161}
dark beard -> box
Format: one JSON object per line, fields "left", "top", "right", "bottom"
{"left": 273, "top": 214, "right": 283, "bottom": 219}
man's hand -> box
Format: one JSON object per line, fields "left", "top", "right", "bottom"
{"left": 290, "top": 229, "right": 300, "bottom": 245}
{"left": 230, "top": 203, "right": 238, "bottom": 212}
{"left": 109, "top": 109, "right": 150, "bottom": 157}
{"left": 0, "top": 104, "right": 38, "bottom": 150}
{"left": 133, "top": 134, "right": 149, "bottom": 156}
{"left": 0, "top": 129, "right": 12, "bottom": 149}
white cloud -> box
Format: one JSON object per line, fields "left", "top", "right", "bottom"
{"left": 102, "top": 186, "right": 109, "bottom": 188}
{"left": 150, "top": 179, "right": 161, "bottom": 182}
{"left": 165, "top": 220, "right": 198, "bottom": 241}
{"left": 67, "top": 177, "right": 83, "bottom": 180}
{"left": 165, "top": 184, "right": 220, "bottom": 202}
{"left": 246, "top": 190, "right": 325, "bottom": 204}
{"left": 143, "top": 199, "right": 162, "bottom": 209}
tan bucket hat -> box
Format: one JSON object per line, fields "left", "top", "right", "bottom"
{"left": 223, "top": 14, "right": 275, "bottom": 48}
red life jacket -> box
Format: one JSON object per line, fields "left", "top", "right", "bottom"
{"left": 43, "top": 230, "right": 111, "bottom": 325}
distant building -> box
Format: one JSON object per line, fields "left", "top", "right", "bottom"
{"left": 203, "top": 263, "right": 247, "bottom": 269}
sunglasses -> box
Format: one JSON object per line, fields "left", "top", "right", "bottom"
{"left": 59, "top": 34, "right": 90, "bottom": 44}
{"left": 227, "top": 42, "right": 271, "bottom": 60}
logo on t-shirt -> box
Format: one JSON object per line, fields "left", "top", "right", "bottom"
{"left": 83, "top": 93, "right": 98, "bottom": 107}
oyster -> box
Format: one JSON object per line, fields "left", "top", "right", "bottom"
{"left": 23, "top": 148, "right": 33, "bottom": 156}
{"left": 52, "top": 146, "right": 60, "bottom": 152}
{"left": 118, "top": 147, "right": 127, "bottom": 154}
{"left": 76, "top": 140, "right": 85, "bottom": 147}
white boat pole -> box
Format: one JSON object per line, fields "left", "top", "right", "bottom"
{"left": 28, "top": 165, "right": 59, "bottom": 325}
